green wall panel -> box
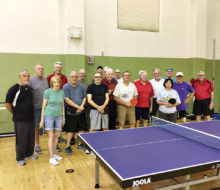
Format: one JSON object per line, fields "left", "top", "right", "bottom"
{"left": 0, "top": 53, "right": 85, "bottom": 103}
{"left": 0, "top": 53, "right": 219, "bottom": 113}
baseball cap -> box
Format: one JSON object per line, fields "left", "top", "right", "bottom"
{"left": 176, "top": 72, "right": 184, "bottom": 76}
{"left": 166, "top": 68, "right": 173, "bottom": 71}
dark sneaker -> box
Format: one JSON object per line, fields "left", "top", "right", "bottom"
{"left": 58, "top": 136, "right": 66, "bottom": 144}
{"left": 56, "top": 145, "right": 61, "bottom": 152}
{"left": 16, "top": 160, "right": 26, "bottom": 166}
{"left": 39, "top": 127, "right": 44, "bottom": 136}
{"left": 35, "top": 145, "right": 41, "bottom": 154}
{"left": 65, "top": 146, "right": 74, "bottom": 155}
{"left": 77, "top": 143, "right": 86, "bottom": 150}
{"left": 27, "top": 154, "right": 38, "bottom": 159}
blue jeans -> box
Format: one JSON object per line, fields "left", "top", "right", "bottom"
{"left": 44, "top": 115, "right": 62, "bottom": 131}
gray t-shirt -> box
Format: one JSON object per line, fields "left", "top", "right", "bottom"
{"left": 77, "top": 80, "right": 89, "bottom": 91}
{"left": 63, "top": 83, "right": 86, "bottom": 106}
{"left": 29, "top": 76, "right": 49, "bottom": 109}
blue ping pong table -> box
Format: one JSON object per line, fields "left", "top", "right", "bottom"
{"left": 78, "top": 120, "right": 220, "bottom": 190}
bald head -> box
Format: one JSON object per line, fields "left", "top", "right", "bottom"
{"left": 34, "top": 64, "right": 44, "bottom": 79}
{"left": 78, "top": 69, "right": 86, "bottom": 81}
{"left": 115, "top": 69, "right": 121, "bottom": 79}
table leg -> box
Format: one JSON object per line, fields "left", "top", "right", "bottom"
{"left": 217, "top": 168, "right": 220, "bottom": 176}
{"left": 185, "top": 175, "right": 190, "bottom": 190}
{"left": 95, "top": 160, "right": 100, "bottom": 188}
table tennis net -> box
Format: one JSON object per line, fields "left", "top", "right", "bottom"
{"left": 151, "top": 116, "right": 220, "bottom": 150}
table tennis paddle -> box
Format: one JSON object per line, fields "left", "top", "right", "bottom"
{"left": 39, "top": 126, "right": 44, "bottom": 136}
{"left": 130, "top": 98, "right": 138, "bottom": 106}
{"left": 168, "top": 98, "right": 176, "bottom": 105}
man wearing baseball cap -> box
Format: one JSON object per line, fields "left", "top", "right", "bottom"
{"left": 162, "top": 68, "right": 176, "bottom": 82}
{"left": 173, "top": 72, "right": 195, "bottom": 122}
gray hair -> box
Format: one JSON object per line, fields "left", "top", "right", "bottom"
{"left": 198, "top": 71, "right": 205, "bottom": 75}
{"left": 153, "top": 68, "right": 161, "bottom": 73}
{"left": 103, "top": 66, "right": 109, "bottom": 72}
{"left": 69, "top": 71, "right": 77, "bottom": 76}
{"left": 54, "top": 61, "right": 62, "bottom": 67}
{"left": 138, "top": 70, "right": 146, "bottom": 77}
{"left": 19, "top": 70, "right": 29, "bottom": 76}
{"left": 106, "top": 68, "right": 114, "bottom": 74}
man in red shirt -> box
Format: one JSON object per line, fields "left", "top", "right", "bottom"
{"left": 47, "top": 62, "right": 68, "bottom": 89}
{"left": 134, "top": 71, "right": 154, "bottom": 127}
{"left": 101, "top": 68, "right": 118, "bottom": 130}
{"left": 192, "top": 71, "right": 214, "bottom": 121}
{"left": 47, "top": 61, "right": 68, "bottom": 150}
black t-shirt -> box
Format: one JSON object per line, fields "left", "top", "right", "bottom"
{"left": 6, "top": 84, "right": 34, "bottom": 122}
{"left": 87, "top": 83, "right": 108, "bottom": 109}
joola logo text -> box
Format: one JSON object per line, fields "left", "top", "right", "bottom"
{"left": 132, "top": 178, "right": 151, "bottom": 186}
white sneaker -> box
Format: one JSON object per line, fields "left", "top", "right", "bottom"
{"left": 54, "top": 154, "right": 63, "bottom": 161}
{"left": 49, "top": 157, "right": 59, "bottom": 166}
{"left": 85, "top": 149, "right": 90, "bottom": 154}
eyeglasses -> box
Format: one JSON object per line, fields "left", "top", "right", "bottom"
{"left": 94, "top": 76, "right": 102, "bottom": 79}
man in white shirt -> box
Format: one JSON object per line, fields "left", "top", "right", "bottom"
{"left": 150, "top": 68, "right": 165, "bottom": 116}
{"left": 113, "top": 71, "right": 138, "bottom": 129}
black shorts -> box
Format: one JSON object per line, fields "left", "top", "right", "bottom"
{"left": 194, "top": 98, "right": 211, "bottom": 116}
{"left": 64, "top": 112, "right": 86, "bottom": 133}
{"left": 178, "top": 110, "right": 187, "bottom": 118}
{"left": 135, "top": 107, "right": 149, "bottom": 120}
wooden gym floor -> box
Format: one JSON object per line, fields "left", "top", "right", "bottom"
{"left": 1, "top": 132, "right": 220, "bottom": 190}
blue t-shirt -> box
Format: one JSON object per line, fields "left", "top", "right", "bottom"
{"left": 63, "top": 83, "right": 86, "bottom": 106}
{"left": 44, "top": 88, "right": 65, "bottom": 117}
{"left": 173, "top": 82, "right": 195, "bottom": 111}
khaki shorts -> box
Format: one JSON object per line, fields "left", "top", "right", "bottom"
{"left": 117, "top": 105, "right": 135, "bottom": 125}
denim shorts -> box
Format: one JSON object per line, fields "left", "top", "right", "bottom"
{"left": 34, "top": 109, "right": 42, "bottom": 128}
{"left": 44, "top": 115, "right": 63, "bottom": 131}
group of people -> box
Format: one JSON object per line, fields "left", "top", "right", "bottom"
{"left": 5, "top": 62, "right": 214, "bottom": 166}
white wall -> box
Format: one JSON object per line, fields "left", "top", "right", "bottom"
{"left": 0, "top": 0, "right": 85, "bottom": 54}
{"left": 85, "top": 0, "right": 208, "bottom": 58}
{"left": 189, "top": 0, "right": 207, "bottom": 59}
{"left": 206, "top": 0, "right": 220, "bottom": 60}
{"left": 0, "top": 0, "right": 216, "bottom": 59}
{"left": 61, "top": 0, "right": 85, "bottom": 55}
